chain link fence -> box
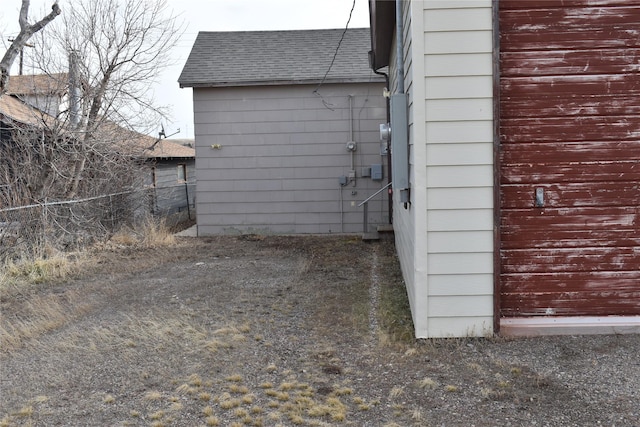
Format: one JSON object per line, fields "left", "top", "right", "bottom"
{"left": 0, "top": 183, "right": 195, "bottom": 261}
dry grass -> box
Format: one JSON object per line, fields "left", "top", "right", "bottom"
{"left": 225, "top": 374, "right": 244, "bottom": 382}
{"left": 1, "top": 253, "right": 77, "bottom": 285}
{"left": 2, "top": 236, "right": 397, "bottom": 425}
{"left": 389, "top": 386, "right": 404, "bottom": 399}
{"left": 377, "top": 247, "right": 415, "bottom": 346}
{"left": 0, "top": 217, "right": 181, "bottom": 355}
{"left": 418, "top": 377, "right": 438, "bottom": 389}
{"left": 140, "top": 217, "right": 175, "bottom": 248}
{"left": 0, "top": 236, "right": 421, "bottom": 425}
{"left": 144, "top": 391, "right": 163, "bottom": 401}
{"left": 109, "top": 217, "right": 175, "bottom": 248}
{"left": 109, "top": 227, "right": 139, "bottom": 246}
{"left": 0, "top": 288, "right": 91, "bottom": 352}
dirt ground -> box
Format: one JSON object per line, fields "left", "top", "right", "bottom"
{"left": 1, "top": 235, "right": 639, "bottom": 427}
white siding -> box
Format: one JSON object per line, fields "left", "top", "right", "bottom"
{"left": 389, "top": 0, "right": 423, "bottom": 334}
{"left": 391, "top": 0, "right": 494, "bottom": 338}
{"left": 193, "top": 83, "right": 388, "bottom": 235}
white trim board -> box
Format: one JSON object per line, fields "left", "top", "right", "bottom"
{"left": 501, "top": 317, "right": 640, "bottom": 337}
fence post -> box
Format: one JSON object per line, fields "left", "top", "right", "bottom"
{"left": 185, "top": 182, "right": 191, "bottom": 220}
{"left": 43, "top": 197, "right": 47, "bottom": 250}
{"left": 363, "top": 202, "right": 369, "bottom": 233}
{"left": 109, "top": 195, "right": 114, "bottom": 230}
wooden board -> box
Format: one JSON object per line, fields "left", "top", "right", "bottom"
{"left": 499, "top": 1, "right": 640, "bottom": 317}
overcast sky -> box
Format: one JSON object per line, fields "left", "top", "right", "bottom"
{"left": 0, "top": 0, "right": 371, "bottom": 138}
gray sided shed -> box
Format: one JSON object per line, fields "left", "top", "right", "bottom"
{"left": 138, "top": 139, "right": 196, "bottom": 219}
{"left": 122, "top": 131, "right": 196, "bottom": 220}
{"left": 179, "top": 28, "right": 388, "bottom": 235}
{"left": 150, "top": 157, "right": 195, "bottom": 218}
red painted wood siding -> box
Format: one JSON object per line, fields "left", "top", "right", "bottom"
{"left": 499, "top": 0, "right": 640, "bottom": 317}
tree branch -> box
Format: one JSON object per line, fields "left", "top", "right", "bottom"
{"left": 0, "top": 0, "right": 61, "bottom": 94}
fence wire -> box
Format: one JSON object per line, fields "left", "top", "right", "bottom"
{"left": 0, "top": 184, "right": 195, "bottom": 261}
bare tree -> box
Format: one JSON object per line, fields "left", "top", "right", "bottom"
{"left": 0, "top": 0, "right": 61, "bottom": 94}
{"left": 42, "top": 0, "right": 180, "bottom": 197}
{"left": 1, "top": 0, "right": 183, "bottom": 258}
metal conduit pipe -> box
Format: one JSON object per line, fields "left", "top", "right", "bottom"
{"left": 347, "top": 95, "right": 356, "bottom": 185}
{"left": 339, "top": 183, "right": 344, "bottom": 233}
{"left": 372, "top": 68, "right": 392, "bottom": 224}
{"left": 396, "top": 0, "right": 405, "bottom": 94}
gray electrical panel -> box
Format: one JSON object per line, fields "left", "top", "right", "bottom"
{"left": 371, "top": 164, "right": 383, "bottom": 181}
{"left": 391, "top": 94, "right": 409, "bottom": 190}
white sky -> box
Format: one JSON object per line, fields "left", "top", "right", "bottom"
{"left": 0, "top": 0, "right": 371, "bottom": 138}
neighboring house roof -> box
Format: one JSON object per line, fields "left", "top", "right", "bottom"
{"left": 178, "top": 28, "right": 382, "bottom": 88}
{"left": 166, "top": 138, "right": 194, "bottom": 148}
{"left": 139, "top": 137, "right": 196, "bottom": 160}
{"left": 6, "top": 73, "right": 68, "bottom": 96}
{"left": 0, "top": 94, "right": 56, "bottom": 127}
{"left": 0, "top": 93, "right": 194, "bottom": 160}
{"left": 108, "top": 123, "right": 195, "bottom": 160}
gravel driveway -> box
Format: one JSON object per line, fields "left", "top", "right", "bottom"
{"left": 1, "top": 235, "right": 638, "bottom": 426}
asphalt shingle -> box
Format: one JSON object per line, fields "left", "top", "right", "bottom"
{"left": 6, "top": 73, "right": 68, "bottom": 96}
{"left": 178, "top": 28, "right": 379, "bottom": 88}
{"left": 0, "top": 94, "right": 55, "bottom": 127}
{"left": 0, "top": 94, "right": 193, "bottom": 160}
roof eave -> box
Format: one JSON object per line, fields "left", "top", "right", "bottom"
{"left": 143, "top": 155, "right": 194, "bottom": 160}
{"left": 179, "top": 76, "right": 385, "bottom": 89}
{"left": 369, "top": 0, "right": 396, "bottom": 71}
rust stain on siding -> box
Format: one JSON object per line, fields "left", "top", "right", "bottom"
{"left": 499, "top": 0, "right": 640, "bottom": 318}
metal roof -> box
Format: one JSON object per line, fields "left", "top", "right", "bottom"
{"left": 178, "top": 28, "right": 382, "bottom": 88}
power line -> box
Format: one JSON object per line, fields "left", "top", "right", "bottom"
{"left": 313, "top": 0, "right": 357, "bottom": 101}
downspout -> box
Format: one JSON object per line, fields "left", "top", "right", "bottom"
{"left": 348, "top": 94, "right": 356, "bottom": 186}
{"left": 373, "top": 68, "right": 392, "bottom": 224}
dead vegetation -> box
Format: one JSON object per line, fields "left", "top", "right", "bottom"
{"left": 1, "top": 235, "right": 639, "bottom": 426}
{"left": 0, "top": 217, "right": 177, "bottom": 353}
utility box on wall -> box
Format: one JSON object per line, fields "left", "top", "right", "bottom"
{"left": 390, "top": 94, "right": 409, "bottom": 190}
{"left": 371, "top": 163, "right": 383, "bottom": 181}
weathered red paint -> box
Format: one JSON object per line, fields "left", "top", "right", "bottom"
{"left": 499, "top": 1, "right": 640, "bottom": 317}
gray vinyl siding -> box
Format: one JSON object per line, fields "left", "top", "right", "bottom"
{"left": 153, "top": 160, "right": 196, "bottom": 216}
{"left": 193, "top": 83, "right": 388, "bottom": 235}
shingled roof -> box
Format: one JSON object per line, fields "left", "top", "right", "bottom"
{"left": 178, "top": 28, "right": 380, "bottom": 88}
{"left": 0, "top": 94, "right": 56, "bottom": 127}
{"left": 0, "top": 94, "right": 193, "bottom": 160}
{"left": 91, "top": 121, "right": 195, "bottom": 160}
{"left": 129, "top": 134, "right": 195, "bottom": 160}
{"left": 6, "top": 73, "right": 68, "bottom": 96}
